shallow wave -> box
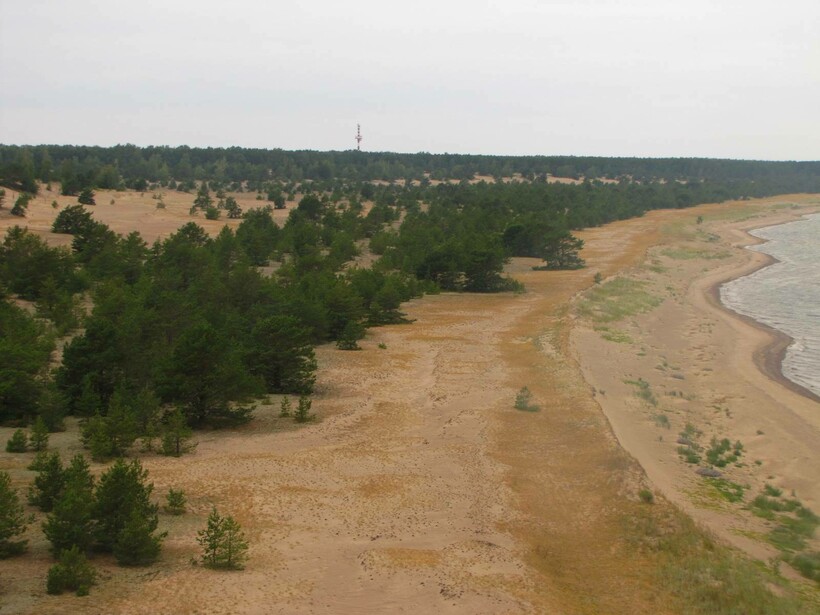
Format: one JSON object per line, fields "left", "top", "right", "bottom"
{"left": 720, "top": 213, "right": 820, "bottom": 397}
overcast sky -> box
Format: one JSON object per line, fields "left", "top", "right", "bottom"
{"left": 1, "top": 0, "right": 818, "bottom": 160}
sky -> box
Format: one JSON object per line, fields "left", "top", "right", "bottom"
{"left": 1, "top": 0, "right": 818, "bottom": 160}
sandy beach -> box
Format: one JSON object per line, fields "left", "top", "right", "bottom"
{"left": 573, "top": 195, "right": 820, "bottom": 561}
{"left": 2, "top": 192, "right": 819, "bottom": 613}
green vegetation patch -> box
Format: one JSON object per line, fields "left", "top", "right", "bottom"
{"left": 624, "top": 377, "right": 658, "bottom": 406}
{"left": 576, "top": 277, "right": 662, "bottom": 323}
{"left": 705, "top": 437, "right": 744, "bottom": 467}
{"left": 788, "top": 551, "right": 820, "bottom": 583}
{"left": 514, "top": 386, "right": 539, "bottom": 412}
{"left": 623, "top": 506, "right": 808, "bottom": 614}
{"left": 594, "top": 326, "right": 633, "bottom": 344}
{"left": 704, "top": 478, "right": 746, "bottom": 503}
{"left": 661, "top": 246, "right": 731, "bottom": 260}
{"left": 677, "top": 423, "right": 703, "bottom": 465}
{"left": 749, "top": 489, "right": 820, "bottom": 583}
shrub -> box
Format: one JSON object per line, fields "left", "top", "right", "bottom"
{"left": 514, "top": 387, "right": 538, "bottom": 412}
{"left": 788, "top": 551, "right": 820, "bottom": 582}
{"left": 10, "top": 193, "right": 31, "bottom": 217}
{"left": 639, "top": 489, "right": 655, "bottom": 504}
{"left": 5, "top": 429, "right": 27, "bottom": 453}
{"left": 164, "top": 488, "right": 186, "bottom": 515}
{"left": 77, "top": 188, "right": 95, "bottom": 205}
{"left": 46, "top": 546, "right": 96, "bottom": 596}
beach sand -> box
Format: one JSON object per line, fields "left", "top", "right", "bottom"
{"left": 1, "top": 192, "right": 819, "bottom": 613}
{"left": 572, "top": 195, "right": 820, "bottom": 562}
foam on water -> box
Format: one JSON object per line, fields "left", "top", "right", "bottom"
{"left": 720, "top": 213, "right": 820, "bottom": 397}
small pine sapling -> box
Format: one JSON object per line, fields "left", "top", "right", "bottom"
{"left": 29, "top": 416, "right": 50, "bottom": 452}
{"left": 279, "top": 396, "right": 292, "bottom": 418}
{"left": 164, "top": 488, "right": 187, "bottom": 515}
{"left": 197, "top": 507, "right": 249, "bottom": 570}
{"left": 5, "top": 429, "right": 28, "bottom": 453}
{"left": 0, "top": 471, "right": 33, "bottom": 557}
{"left": 294, "top": 396, "right": 313, "bottom": 423}
{"left": 514, "top": 387, "right": 539, "bottom": 412}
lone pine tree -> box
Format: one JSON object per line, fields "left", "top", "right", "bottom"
{"left": 197, "top": 507, "right": 248, "bottom": 570}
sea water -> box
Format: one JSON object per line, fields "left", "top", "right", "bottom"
{"left": 720, "top": 212, "right": 820, "bottom": 398}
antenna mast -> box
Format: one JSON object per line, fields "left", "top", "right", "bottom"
{"left": 356, "top": 124, "right": 363, "bottom": 151}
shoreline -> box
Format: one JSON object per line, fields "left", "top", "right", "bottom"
{"left": 571, "top": 195, "right": 820, "bottom": 564}
{"left": 706, "top": 235, "right": 820, "bottom": 404}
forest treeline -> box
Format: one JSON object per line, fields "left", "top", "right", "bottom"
{"left": 2, "top": 143, "right": 820, "bottom": 436}
{"left": 2, "top": 143, "right": 820, "bottom": 191}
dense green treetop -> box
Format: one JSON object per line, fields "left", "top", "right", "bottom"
{"left": 2, "top": 143, "right": 819, "bottom": 191}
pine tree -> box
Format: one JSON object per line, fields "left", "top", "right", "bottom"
{"left": 335, "top": 320, "right": 364, "bottom": 350}
{"left": 132, "top": 388, "right": 161, "bottom": 434}
{"left": 37, "top": 383, "right": 67, "bottom": 432}
{"left": 10, "top": 193, "right": 31, "bottom": 217}
{"left": 140, "top": 416, "right": 161, "bottom": 453}
{"left": 279, "top": 396, "right": 292, "bottom": 418}
{"left": 225, "top": 196, "right": 242, "bottom": 219}
{"left": 43, "top": 479, "right": 95, "bottom": 556}
{"left": 77, "top": 188, "right": 96, "bottom": 205}
{"left": 247, "top": 316, "right": 317, "bottom": 394}
{"left": 220, "top": 515, "right": 249, "bottom": 570}
{"left": 164, "top": 488, "right": 186, "bottom": 515}
{"left": 294, "top": 395, "right": 313, "bottom": 423}
{"left": 0, "top": 471, "right": 32, "bottom": 557}
{"left": 5, "top": 429, "right": 27, "bottom": 453}
{"left": 76, "top": 377, "right": 102, "bottom": 417}
{"left": 28, "top": 452, "right": 65, "bottom": 512}
{"left": 514, "top": 386, "right": 538, "bottom": 411}
{"left": 82, "top": 412, "right": 112, "bottom": 461}
{"left": 161, "top": 407, "right": 195, "bottom": 457}
{"left": 29, "top": 416, "right": 50, "bottom": 452}
{"left": 105, "top": 388, "right": 139, "bottom": 456}
{"left": 46, "top": 546, "right": 96, "bottom": 596}
{"left": 198, "top": 507, "right": 224, "bottom": 568}
{"left": 113, "top": 509, "right": 165, "bottom": 566}
{"left": 193, "top": 184, "right": 212, "bottom": 211}
{"left": 64, "top": 454, "right": 94, "bottom": 493}
{"left": 197, "top": 507, "right": 248, "bottom": 570}
{"left": 28, "top": 451, "right": 50, "bottom": 471}
{"left": 81, "top": 390, "right": 139, "bottom": 460}
{"left": 92, "top": 459, "right": 159, "bottom": 552}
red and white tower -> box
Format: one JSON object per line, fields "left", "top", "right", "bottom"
{"left": 355, "top": 124, "right": 363, "bottom": 151}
